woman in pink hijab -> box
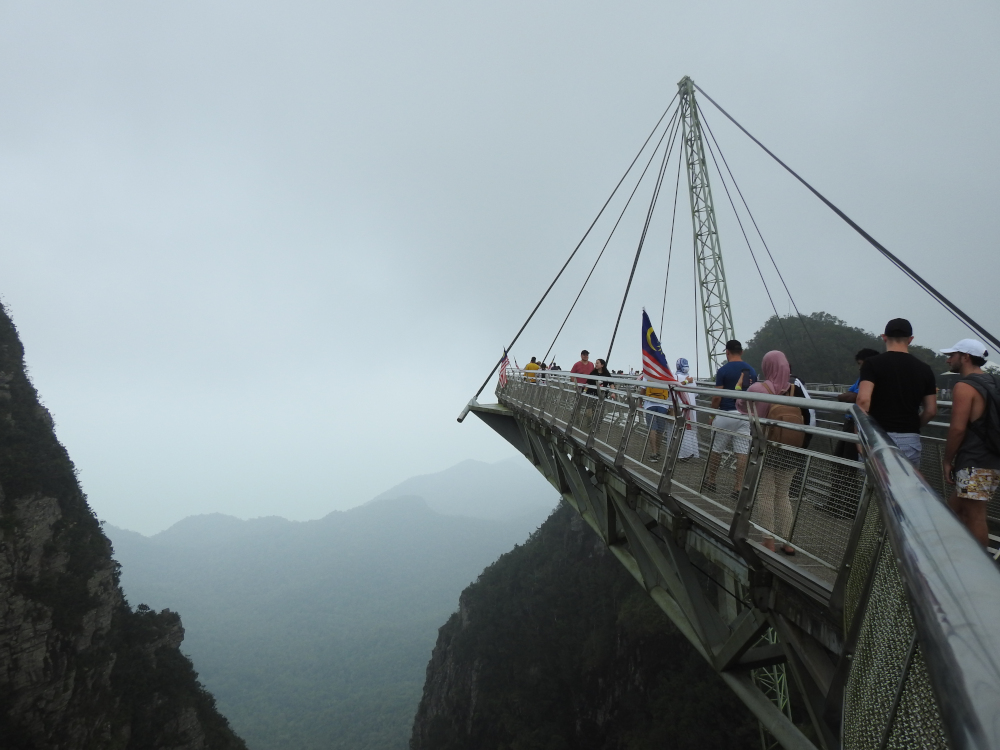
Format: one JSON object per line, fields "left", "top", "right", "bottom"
{"left": 739, "top": 351, "right": 797, "bottom": 554}
{"left": 739, "top": 350, "right": 792, "bottom": 416}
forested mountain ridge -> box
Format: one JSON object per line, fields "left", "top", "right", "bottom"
{"left": 744, "top": 311, "right": 948, "bottom": 385}
{"left": 0, "top": 303, "right": 245, "bottom": 749}
{"left": 410, "top": 503, "right": 758, "bottom": 750}
{"left": 106, "top": 462, "right": 559, "bottom": 750}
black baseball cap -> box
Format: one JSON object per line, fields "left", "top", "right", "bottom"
{"left": 725, "top": 340, "right": 743, "bottom": 353}
{"left": 884, "top": 318, "right": 913, "bottom": 337}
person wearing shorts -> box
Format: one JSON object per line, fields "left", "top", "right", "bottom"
{"left": 640, "top": 373, "right": 670, "bottom": 462}
{"left": 942, "top": 338, "right": 1000, "bottom": 547}
{"left": 705, "top": 340, "right": 755, "bottom": 496}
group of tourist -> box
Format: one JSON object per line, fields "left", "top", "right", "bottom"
{"left": 697, "top": 318, "right": 998, "bottom": 551}
{"left": 828, "top": 317, "right": 997, "bottom": 548}
{"left": 514, "top": 317, "right": 999, "bottom": 550}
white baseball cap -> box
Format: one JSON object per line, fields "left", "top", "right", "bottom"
{"left": 939, "top": 338, "right": 989, "bottom": 358}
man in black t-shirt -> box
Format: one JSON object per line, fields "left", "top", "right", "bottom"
{"left": 856, "top": 318, "right": 937, "bottom": 467}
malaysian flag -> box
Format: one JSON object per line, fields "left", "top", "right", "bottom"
{"left": 498, "top": 349, "right": 510, "bottom": 387}
{"left": 642, "top": 310, "right": 676, "bottom": 384}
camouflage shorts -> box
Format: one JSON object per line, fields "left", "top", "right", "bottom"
{"left": 955, "top": 467, "right": 1000, "bottom": 502}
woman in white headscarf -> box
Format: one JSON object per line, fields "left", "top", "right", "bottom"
{"left": 675, "top": 358, "right": 700, "bottom": 460}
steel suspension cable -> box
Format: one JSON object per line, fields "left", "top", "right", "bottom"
{"left": 606, "top": 107, "right": 683, "bottom": 362}
{"left": 696, "top": 102, "right": 821, "bottom": 360}
{"left": 701, "top": 122, "right": 798, "bottom": 358}
{"left": 693, "top": 83, "right": 1000, "bottom": 353}
{"left": 659, "top": 152, "right": 684, "bottom": 334}
{"left": 458, "top": 94, "right": 680, "bottom": 419}
{"left": 692, "top": 245, "right": 700, "bottom": 380}
{"left": 543, "top": 105, "right": 682, "bottom": 364}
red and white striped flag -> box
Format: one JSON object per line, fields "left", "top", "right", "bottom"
{"left": 498, "top": 350, "right": 510, "bottom": 387}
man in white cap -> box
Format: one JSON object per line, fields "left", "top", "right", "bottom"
{"left": 941, "top": 338, "right": 999, "bottom": 547}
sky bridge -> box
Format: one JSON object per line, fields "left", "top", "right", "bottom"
{"left": 474, "top": 372, "right": 1000, "bottom": 750}
{"left": 461, "top": 77, "right": 1000, "bottom": 750}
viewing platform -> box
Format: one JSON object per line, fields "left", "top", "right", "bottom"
{"left": 474, "top": 370, "right": 1000, "bottom": 750}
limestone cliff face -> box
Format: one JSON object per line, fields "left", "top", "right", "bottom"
{"left": 0, "top": 304, "right": 245, "bottom": 750}
{"left": 410, "top": 504, "right": 758, "bottom": 750}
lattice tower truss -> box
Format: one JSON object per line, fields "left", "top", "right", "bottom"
{"left": 679, "top": 76, "right": 736, "bottom": 377}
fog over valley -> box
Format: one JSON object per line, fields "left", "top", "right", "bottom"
{"left": 1, "top": 1, "right": 998, "bottom": 748}
{"left": 106, "top": 459, "right": 558, "bottom": 750}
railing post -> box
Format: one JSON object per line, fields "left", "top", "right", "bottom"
{"left": 657, "top": 398, "right": 688, "bottom": 499}
{"left": 534, "top": 377, "right": 551, "bottom": 420}
{"left": 729, "top": 410, "right": 768, "bottom": 566}
{"left": 828, "top": 479, "right": 875, "bottom": 623}
{"left": 614, "top": 397, "right": 638, "bottom": 470}
{"left": 784, "top": 454, "right": 812, "bottom": 543}
{"left": 585, "top": 386, "right": 607, "bottom": 451}
{"left": 566, "top": 385, "right": 585, "bottom": 441}
{"left": 546, "top": 379, "right": 567, "bottom": 429}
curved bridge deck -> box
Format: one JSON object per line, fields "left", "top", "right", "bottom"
{"left": 473, "top": 371, "right": 1000, "bottom": 750}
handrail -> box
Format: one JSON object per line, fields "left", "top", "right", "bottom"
{"left": 505, "top": 368, "right": 853, "bottom": 414}
{"left": 853, "top": 407, "right": 1000, "bottom": 749}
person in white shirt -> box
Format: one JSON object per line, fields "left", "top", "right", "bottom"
{"left": 675, "top": 358, "right": 700, "bottom": 460}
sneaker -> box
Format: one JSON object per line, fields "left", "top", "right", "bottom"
{"left": 647, "top": 453, "right": 661, "bottom": 462}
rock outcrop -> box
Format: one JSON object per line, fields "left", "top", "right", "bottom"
{"left": 0, "top": 303, "right": 245, "bottom": 750}
{"left": 410, "top": 503, "right": 759, "bottom": 750}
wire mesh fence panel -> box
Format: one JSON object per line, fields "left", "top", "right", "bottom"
{"left": 918, "top": 436, "right": 948, "bottom": 499}
{"left": 528, "top": 381, "right": 547, "bottom": 411}
{"left": 545, "top": 382, "right": 576, "bottom": 427}
{"left": 570, "top": 392, "right": 600, "bottom": 442}
{"left": 990, "top": 489, "right": 1000, "bottom": 528}
{"left": 741, "top": 441, "right": 864, "bottom": 577}
{"left": 699, "top": 417, "right": 751, "bottom": 510}
{"left": 592, "top": 396, "right": 629, "bottom": 462}
{"left": 748, "top": 445, "right": 803, "bottom": 545}
{"left": 843, "top": 541, "right": 948, "bottom": 750}
{"left": 884, "top": 644, "right": 950, "bottom": 750}
{"left": 618, "top": 408, "right": 645, "bottom": 461}
{"left": 793, "top": 455, "right": 864, "bottom": 561}
{"left": 621, "top": 406, "right": 675, "bottom": 489}
{"left": 843, "top": 497, "right": 883, "bottom": 634}
{"left": 668, "top": 418, "right": 740, "bottom": 528}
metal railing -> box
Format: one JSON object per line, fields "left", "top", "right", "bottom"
{"left": 495, "top": 368, "right": 1000, "bottom": 749}
{"left": 501, "top": 370, "right": 864, "bottom": 583}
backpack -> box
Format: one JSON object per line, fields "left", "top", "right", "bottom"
{"left": 761, "top": 382, "right": 805, "bottom": 448}
{"left": 963, "top": 373, "right": 1000, "bottom": 456}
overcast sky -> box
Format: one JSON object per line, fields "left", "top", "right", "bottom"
{"left": 2, "top": 1, "right": 997, "bottom": 534}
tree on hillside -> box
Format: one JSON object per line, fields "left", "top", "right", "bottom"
{"left": 743, "top": 312, "right": 949, "bottom": 385}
